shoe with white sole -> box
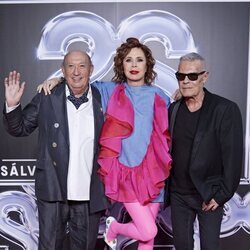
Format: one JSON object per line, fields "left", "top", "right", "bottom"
{"left": 104, "top": 216, "right": 117, "bottom": 250}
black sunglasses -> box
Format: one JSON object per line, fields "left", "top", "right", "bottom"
{"left": 175, "top": 71, "right": 206, "bottom": 81}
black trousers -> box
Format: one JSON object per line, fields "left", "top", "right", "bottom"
{"left": 170, "top": 192, "right": 223, "bottom": 250}
{"left": 37, "top": 199, "right": 102, "bottom": 250}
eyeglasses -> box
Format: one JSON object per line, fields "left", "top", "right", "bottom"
{"left": 175, "top": 71, "right": 206, "bottom": 81}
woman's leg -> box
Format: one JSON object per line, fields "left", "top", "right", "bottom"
{"left": 107, "top": 202, "right": 160, "bottom": 249}
{"left": 137, "top": 203, "right": 160, "bottom": 250}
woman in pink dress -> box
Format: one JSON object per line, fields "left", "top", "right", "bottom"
{"left": 95, "top": 38, "right": 172, "bottom": 250}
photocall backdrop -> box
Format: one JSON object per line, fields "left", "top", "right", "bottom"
{"left": 0, "top": 1, "right": 249, "bottom": 249}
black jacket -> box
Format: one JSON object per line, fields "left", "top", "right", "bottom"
{"left": 3, "top": 82, "right": 109, "bottom": 213}
{"left": 167, "top": 88, "right": 243, "bottom": 206}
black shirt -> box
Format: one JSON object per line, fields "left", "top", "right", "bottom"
{"left": 171, "top": 100, "right": 201, "bottom": 194}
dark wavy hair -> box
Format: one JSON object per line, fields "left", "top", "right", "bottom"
{"left": 112, "top": 37, "right": 157, "bottom": 85}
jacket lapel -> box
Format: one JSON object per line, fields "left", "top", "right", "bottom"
{"left": 91, "top": 85, "right": 104, "bottom": 153}
{"left": 50, "top": 82, "right": 69, "bottom": 146}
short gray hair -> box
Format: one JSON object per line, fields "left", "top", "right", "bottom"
{"left": 180, "top": 52, "right": 205, "bottom": 62}
{"left": 179, "top": 52, "right": 206, "bottom": 69}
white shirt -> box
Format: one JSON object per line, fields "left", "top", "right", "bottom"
{"left": 66, "top": 85, "right": 95, "bottom": 200}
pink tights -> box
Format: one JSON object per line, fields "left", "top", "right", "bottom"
{"left": 107, "top": 202, "right": 160, "bottom": 250}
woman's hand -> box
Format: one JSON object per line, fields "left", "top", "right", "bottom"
{"left": 171, "top": 89, "right": 182, "bottom": 101}
{"left": 37, "top": 77, "right": 61, "bottom": 95}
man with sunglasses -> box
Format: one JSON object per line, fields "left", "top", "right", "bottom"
{"left": 167, "top": 52, "right": 243, "bottom": 249}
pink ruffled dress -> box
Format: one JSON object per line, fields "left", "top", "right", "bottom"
{"left": 96, "top": 82, "right": 172, "bottom": 205}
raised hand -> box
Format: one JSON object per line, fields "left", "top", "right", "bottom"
{"left": 4, "top": 71, "right": 25, "bottom": 107}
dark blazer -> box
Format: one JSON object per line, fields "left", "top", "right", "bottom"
{"left": 3, "top": 82, "right": 109, "bottom": 213}
{"left": 168, "top": 88, "right": 243, "bottom": 206}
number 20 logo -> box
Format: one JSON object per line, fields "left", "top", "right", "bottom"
{"left": 37, "top": 10, "right": 197, "bottom": 97}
